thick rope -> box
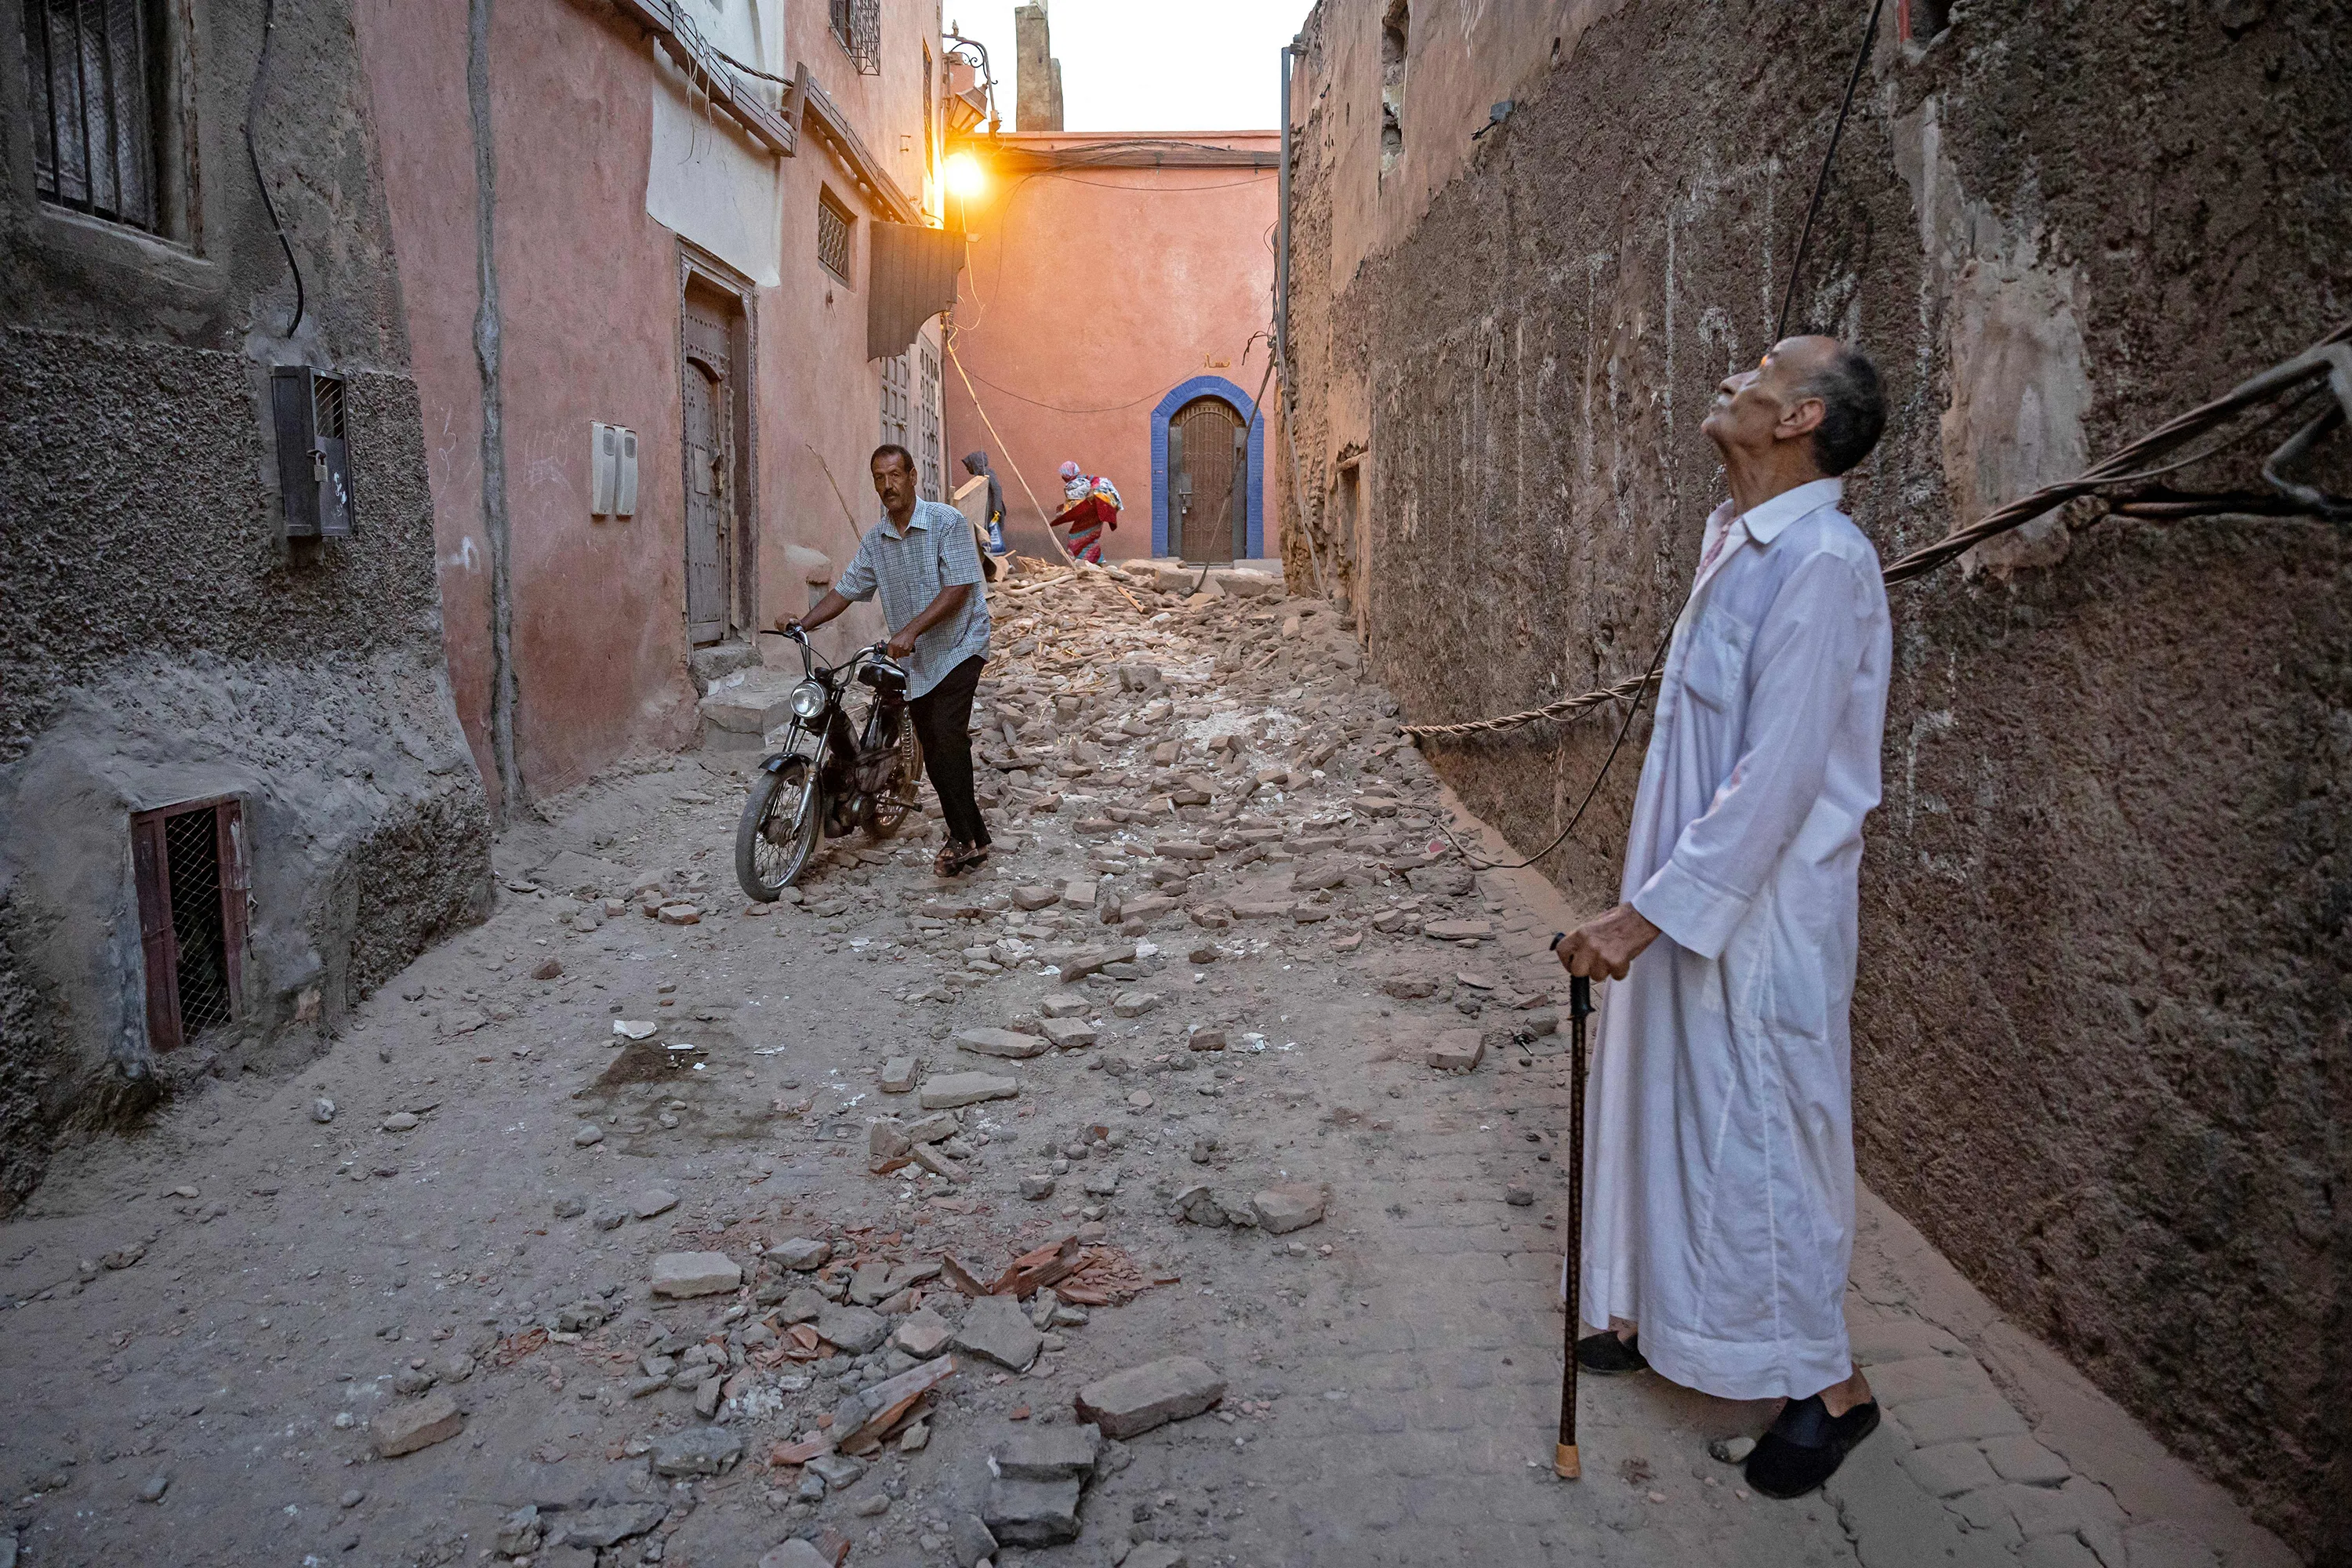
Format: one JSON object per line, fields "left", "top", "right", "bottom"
{"left": 1401, "top": 322, "right": 2352, "bottom": 743}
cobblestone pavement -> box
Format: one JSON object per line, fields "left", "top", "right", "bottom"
{"left": 0, "top": 564, "right": 2297, "bottom": 1568}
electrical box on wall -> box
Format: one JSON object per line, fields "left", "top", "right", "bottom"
{"left": 270, "top": 366, "right": 352, "bottom": 539}
{"left": 591, "top": 423, "right": 639, "bottom": 517}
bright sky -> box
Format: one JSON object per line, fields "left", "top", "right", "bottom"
{"left": 946, "top": 1, "right": 1312, "bottom": 133}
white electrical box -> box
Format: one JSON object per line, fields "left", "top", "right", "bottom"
{"left": 590, "top": 422, "right": 640, "bottom": 517}
{"left": 590, "top": 423, "right": 619, "bottom": 514}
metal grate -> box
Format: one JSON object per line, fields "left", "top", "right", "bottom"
{"left": 916, "top": 342, "right": 942, "bottom": 502}
{"left": 816, "top": 189, "right": 853, "bottom": 281}
{"left": 162, "top": 808, "right": 232, "bottom": 1036}
{"left": 829, "top": 0, "right": 880, "bottom": 74}
{"left": 23, "top": 0, "right": 158, "bottom": 230}
{"left": 880, "top": 350, "right": 911, "bottom": 457}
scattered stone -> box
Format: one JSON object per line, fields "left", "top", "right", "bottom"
{"left": 993, "top": 1422, "right": 1102, "bottom": 1481}
{"left": 656, "top": 903, "right": 702, "bottom": 925}
{"left": 311, "top": 1098, "right": 336, "bottom": 1124}
{"left": 1041, "top": 995, "right": 1090, "bottom": 1018}
{"left": 1074, "top": 1356, "right": 1225, "bottom": 1438}
{"left": 1504, "top": 1183, "right": 1535, "bottom": 1207}
{"left": 880, "top": 1056, "right": 919, "bottom": 1092}
{"left": 649, "top": 1426, "right": 743, "bottom": 1477}
{"left": 532, "top": 957, "right": 564, "bottom": 981}
{"left": 954, "top": 1027, "right": 1050, "bottom": 1061}
{"left": 493, "top": 1506, "right": 543, "bottom": 1555}
{"left": 1377, "top": 975, "right": 1438, "bottom": 1000}
{"left": 919, "top": 1072, "right": 1019, "bottom": 1109}
{"left": 1040, "top": 1018, "right": 1097, "bottom": 1049}
{"left": 1186, "top": 1028, "right": 1228, "bottom": 1051}
{"left": 1251, "top": 1184, "right": 1327, "bottom": 1234}
{"left": 946, "top": 1514, "right": 999, "bottom": 1568}
{"left": 613, "top": 1018, "right": 659, "bottom": 1040}
{"left": 381, "top": 1111, "right": 419, "bottom": 1132}
{"left": 572, "top": 1123, "right": 605, "bottom": 1147}
{"left": 1426, "top": 1029, "right": 1485, "bottom": 1073}
{"left": 1126, "top": 1547, "right": 1189, "bottom": 1568}
{"left": 551, "top": 1193, "right": 587, "bottom": 1219}
{"left": 953, "top": 1294, "right": 1044, "bottom": 1372}
{"left": 1423, "top": 919, "right": 1494, "bottom": 942}
{"left": 1126, "top": 1089, "right": 1154, "bottom": 1110}
{"left": 773, "top": 1237, "right": 833, "bottom": 1271}
{"left": 807, "top": 1450, "right": 867, "bottom": 1491}
{"left": 816, "top": 1303, "right": 890, "bottom": 1355}
{"left": 757, "top": 1541, "right": 831, "bottom": 1568}
{"left": 982, "top": 1475, "right": 1082, "bottom": 1547}
{"left": 650, "top": 1251, "right": 742, "bottom": 1298}
{"left": 1112, "top": 990, "right": 1163, "bottom": 1018}
{"left": 894, "top": 1308, "right": 954, "bottom": 1359}
{"left": 372, "top": 1392, "right": 465, "bottom": 1457}
{"left": 556, "top": 1503, "right": 666, "bottom": 1548}
{"left": 1708, "top": 1435, "right": 1758, "bottom": 1464}
{"left": 136, "top": 1474, "right": 169, "bottom": 1503}
{"left": 1020, "top": 1174, "right": 1057, "bottom": 1200}
{"left": 632, "top": 1188, "right": 679, "bottom": 1219}
{"left": 1011, "top": 886, "right": 1062, "bottom": 911}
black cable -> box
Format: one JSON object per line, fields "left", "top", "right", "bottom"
{"left": 243, "top": 0, "right": 305, "bottom": 336}
{"left": 1431, "top": 631, "right": 1671, "bottom": 873}
{"left": 1773, "top": 0, "right": 1886, "bottom": 341}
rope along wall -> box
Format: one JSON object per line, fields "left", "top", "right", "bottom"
{"left": 1399, "top": 322, "right": 2352, "bottom": 744}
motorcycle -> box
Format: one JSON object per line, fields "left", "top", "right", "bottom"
{"left": 734, "top": 626, "right": 922, "bottom": 899}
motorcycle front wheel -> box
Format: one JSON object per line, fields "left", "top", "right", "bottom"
{"left": 736, "top": 756, "right": 822, "bottom": 900}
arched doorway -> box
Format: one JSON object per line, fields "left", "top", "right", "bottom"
{"left": 1169, "top": 396, "right": 1246, "bottom": 564}
{"left": 1149, "top": 374, "right": 1265, "bottom": 563}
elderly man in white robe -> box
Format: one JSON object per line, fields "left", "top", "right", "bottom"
{"left": 1554, "top": 334, "right": 1893, "bottom": 1500}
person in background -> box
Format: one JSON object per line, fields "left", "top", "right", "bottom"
{"left": 962, "top": 450, "right": 1007, "bottom": 554}
{"left": 1052, "top": 459, "right": 1122, "bottom": 564}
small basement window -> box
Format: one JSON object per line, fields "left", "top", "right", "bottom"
{"left": 132, "top": 797, "right": 249, "bottom": 1051}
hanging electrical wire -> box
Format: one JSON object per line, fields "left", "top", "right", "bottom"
{"left": 243, "top": 0, "right": 307, "bottom": 336}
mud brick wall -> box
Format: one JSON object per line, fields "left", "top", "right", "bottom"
{"left": 1282, "top": 0, "right": 2350, "bottom": 1555}
{"left": 0, "top": 0, "right": 490, "bottom": 1210}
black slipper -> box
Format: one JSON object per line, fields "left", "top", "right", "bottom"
{"left": 1575, "top": 1331, "right": 1649, "bottom": 1375}
{"left": 1743, "top": 1395, "right": 1879, "bottom": 1499}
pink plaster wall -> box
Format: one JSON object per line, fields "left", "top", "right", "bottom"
{"left": 942, "top": 131, "right": 1280, "bottom": 562}
{"left": 354, "top": 0, "right": 946, "bottom": 806}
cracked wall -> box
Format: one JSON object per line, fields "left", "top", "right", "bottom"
{"left": 1282, "top": 0, "right": 2350, "bottom": 1555}
{"left": 0, "top": 0, "right": 491, "bottom": 1210}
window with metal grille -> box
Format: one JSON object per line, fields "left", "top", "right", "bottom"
{"left": 829, "top": 0, "right": 880, "bottom": 74}
{"left": 131, "top": 798, "right": 249, "bottom": 1051}
{"left": 23, "top": 0, "right": 162, "bottom": 231}
{"left": 916, "top": 341, "right": 942, "bottom": 502}
{"left": 817, "top": 187, "right": 854, "bottom": 282}
{"left": 880, "top": 350, "right": 911, "bottom": 458}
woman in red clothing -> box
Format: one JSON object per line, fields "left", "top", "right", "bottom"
{"left": 1051, "top": 459, "right": 1122, "bottom": 563}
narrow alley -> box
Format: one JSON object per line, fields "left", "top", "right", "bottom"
{"left": 0, "top": 565, "right": 2293, "bottom": 1568}
{"left": 4, "top": 0, "right": 2347, "bottom": 1565}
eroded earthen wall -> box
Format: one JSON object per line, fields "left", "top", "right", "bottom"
{"left": 0, "top": 0, "right": 490, "bottom": 1210}
{"left": 1284, "top": 0, "right": 2349, "bottom": 1554}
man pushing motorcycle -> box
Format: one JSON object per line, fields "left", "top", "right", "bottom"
{"left": 782, "top": 444, "right": 995, "bottom": 878}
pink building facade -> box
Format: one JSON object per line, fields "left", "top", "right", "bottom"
{"left": 354, "top": 0, "right": 957, "bottom": 810}
{"left": 941, "top": 131, "right": 1281, "bottom": 565}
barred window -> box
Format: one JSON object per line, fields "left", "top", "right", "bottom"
{"left": 23, "top": 0, "right": 162, "bottom": 231}
{"left": 829, "top": 0, "right": 880, "bottom": 75}
{"left": 816, "top": 188, "right": 853, "bottom": 282}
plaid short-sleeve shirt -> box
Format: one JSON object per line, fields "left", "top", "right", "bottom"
{"left": 833, "top": 499, "right": 992, "bottom": 699}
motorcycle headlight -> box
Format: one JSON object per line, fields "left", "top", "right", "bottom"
{"left": 789, "top": 681, "right": 826, "bottom": 720}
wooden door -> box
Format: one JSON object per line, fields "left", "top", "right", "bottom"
{"left": 1171, "top": 397, "right": 1243, "bottom": 564}
{"left": 683, "top": 299, "right": 734, "bottom": 645}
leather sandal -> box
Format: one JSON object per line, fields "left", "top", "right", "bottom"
{"left": 1743, "top": 1395, "right": 1880, "bottom": 1499}
{"left": 933, "top": 840, "right": 968, "bottom": 878}
{"left": 1576, "top": 1331, "right": 1649, "bottom": 1375}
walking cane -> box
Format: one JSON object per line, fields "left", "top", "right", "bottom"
{"left": 1554, "top": 963, "right": 1594, "bottom": 1480}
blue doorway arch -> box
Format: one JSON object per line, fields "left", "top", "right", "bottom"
{"left": 1150, "top": 375, "right": 1265, "bottom": 560}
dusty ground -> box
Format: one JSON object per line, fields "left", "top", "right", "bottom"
{"left": 0, "top": 564, "right": 2298, "bottom": 1568}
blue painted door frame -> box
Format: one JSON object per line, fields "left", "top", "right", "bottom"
{"left": 1149, "top": 374, "right": 1265, "bottom": 560}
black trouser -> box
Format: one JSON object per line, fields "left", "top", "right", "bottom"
{"left": 909, "top": 655, "right": 990, "bottom": 848}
